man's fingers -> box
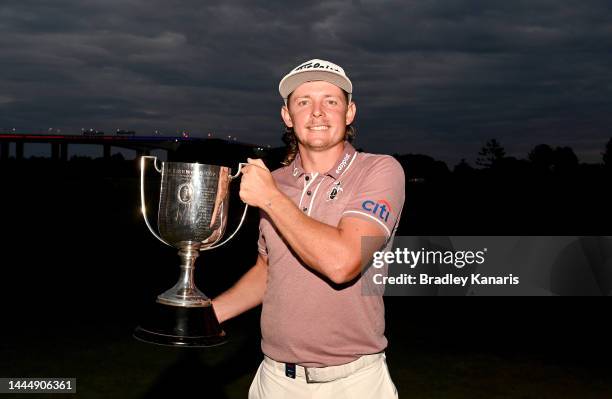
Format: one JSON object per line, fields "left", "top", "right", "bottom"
{"left": 247, "top": 158, "right": 269, "bottom": 171}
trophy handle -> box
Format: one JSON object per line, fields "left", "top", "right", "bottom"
{"left": 140, "top": 156, "right": 172, "bottom": 247}
{"left": 201, "top": 162, "right": 249, "bottom": 251}
{"left": 228, "top": 162, "right": 249, "bottom": 180}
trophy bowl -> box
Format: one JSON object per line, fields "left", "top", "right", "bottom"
{"left": 134, "top": 156, "right": 248, "bottom": 347}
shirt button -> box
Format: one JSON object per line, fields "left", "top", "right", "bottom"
{"left": 302, "top": 207, "right": 308, "bottom": 212}
{"left": 307, "top": 190, "right": 312, "bottom": 196}
{"left": 305, "top": 176, "right": 310, "bottom": 181}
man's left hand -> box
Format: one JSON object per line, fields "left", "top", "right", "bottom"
{"left": 239, "top": 158, "right": 279, "bottom": 208}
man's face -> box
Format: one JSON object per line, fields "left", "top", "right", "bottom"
{"left": 281, "top": 81, "right": 356, "bottom": 152}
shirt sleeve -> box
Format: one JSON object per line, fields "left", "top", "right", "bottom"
{"left": 341, "top": 156, "right": 405, "bottom": 238}
{"left": 257, "top": 210, "right": 268, "bottom": 256}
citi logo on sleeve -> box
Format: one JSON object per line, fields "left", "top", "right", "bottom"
{"left": 361, "top": 199, "right": 393, "bottom": 222}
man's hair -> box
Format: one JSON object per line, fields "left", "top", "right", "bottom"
{"left": 281, "top": 90, "right": 356, "bottom": 166}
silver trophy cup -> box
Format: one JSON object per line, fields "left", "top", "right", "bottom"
{"left": 134, "top": 156, "right": 248, "bottom": 347}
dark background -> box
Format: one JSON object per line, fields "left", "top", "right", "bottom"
{"left": 1, "top": 144, "right": 611, "bottom": 398}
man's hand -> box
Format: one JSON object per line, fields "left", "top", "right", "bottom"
{"left": 239, "top": 158, "right": 280, "bottom": 208}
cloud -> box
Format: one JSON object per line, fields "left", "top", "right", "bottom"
{"left": 1, "top": 0, "right": 611, "bottom": 166}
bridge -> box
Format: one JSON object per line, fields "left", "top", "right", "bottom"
{"left": 0, "top": 133, "right": 267, "bottom": 162}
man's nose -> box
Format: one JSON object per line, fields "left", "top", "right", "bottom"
{"left": 312, "top": 102, "right": 324, "bottom": 117}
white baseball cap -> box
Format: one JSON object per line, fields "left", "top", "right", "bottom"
{"left": 279, "top": 59, "right": 353, "bottom": 105}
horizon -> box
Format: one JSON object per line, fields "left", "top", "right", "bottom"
{"left": 2, "top": 131, "right": 610, "bottom": 170}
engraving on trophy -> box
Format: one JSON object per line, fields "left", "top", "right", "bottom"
{"left": 157, "top": 164, "right": 224, "bottom": 244}
{"left": 177, "top": 183, "right": 193, "bottom": 204}
{"left": 175, "top": 182, "right": 196, "bottom": 225}
{"left": 137, "top": 156, "right": 249, "bottom": 347}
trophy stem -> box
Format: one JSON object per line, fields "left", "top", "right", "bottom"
{"left": 157, "top": 244, "right": 211, "bottom": 307}
{"left": 134, "top": 242, "right": 226, "bottom": 347}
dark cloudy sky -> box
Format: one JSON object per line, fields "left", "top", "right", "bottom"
{"left": 2, "top": 0, "right": 611, "bottom": 167}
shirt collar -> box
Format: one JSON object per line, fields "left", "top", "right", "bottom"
{"left": 290, "top": 141, "right": 357, "bottom": 181}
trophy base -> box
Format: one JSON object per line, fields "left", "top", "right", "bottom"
{"left": 134, "top": 301, "right": 227, "bottom": 347}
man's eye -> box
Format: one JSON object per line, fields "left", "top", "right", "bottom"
{"left": 297, "top": 100, "right": 309, "bottom": 106}
{"left": 327, "top": 99, "right": 338, "bottom": 106}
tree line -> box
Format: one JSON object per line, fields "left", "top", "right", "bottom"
{"left": 393, "top": 137, "right": 612, "bottom": 182}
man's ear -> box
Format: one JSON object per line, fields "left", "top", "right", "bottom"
{"left": 281, "top": 105, "right": 294, "bottom": 128}
{"left": 345, "top": 101, "right": 356, "bottom": 125}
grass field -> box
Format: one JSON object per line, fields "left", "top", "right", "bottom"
{"left": 2, "top": 299, "right": 611, "bottom": 399}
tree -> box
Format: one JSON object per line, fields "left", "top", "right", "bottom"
{"left": 453, "top": 158, "right": 474, "bottom": 175}
{"left": 552, "top": 146, "right": 578, "bottom": 173}
{"left": 395, "top": 153, "right": 450, "bottom": 181}
{"left": 528, "top": 144, "right": 578, "bottom": 173}
{"left": 476, "top": 139, "right": 506, "bottom": 168}
{"left": 604, "top": 138, "right": 612, "bottom": 168}
{"left": 528, "top": 144, "right": 555, "bottom": 171}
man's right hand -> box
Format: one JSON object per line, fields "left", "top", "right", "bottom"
{"left": 239, "top": 158, "right": 281, "bottom": 209}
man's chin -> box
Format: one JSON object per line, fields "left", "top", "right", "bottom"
{"left": 298, "top": 136, "right": 345, "bottom": 151}
{"left": 308, "top": 141, "right": 328, "bottom": 149}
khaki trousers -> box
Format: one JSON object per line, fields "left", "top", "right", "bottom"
{"left": 248, "top": 353, "right": 399, "bottom": 399}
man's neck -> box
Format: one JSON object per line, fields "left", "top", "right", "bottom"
{"left": 298, "top": 142, "right": 345, "bottom": 174}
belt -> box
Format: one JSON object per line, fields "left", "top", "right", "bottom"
{"left": 263, "top": 353, "right": 384, "bottom": 383}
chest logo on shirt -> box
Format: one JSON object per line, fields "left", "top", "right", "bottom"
{"left": 362, "top": 199, "right": 392, "bottom": 222}
{"left": 326, "top": 181, "right": 343, "bottom": 201}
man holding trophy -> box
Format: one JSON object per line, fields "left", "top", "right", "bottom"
{"left": 213, "top": 59, "right": 405, "bottom": 399}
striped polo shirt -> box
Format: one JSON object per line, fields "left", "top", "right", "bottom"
{"left": 258, "top": 141, "right": 405, "bottom": 367}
